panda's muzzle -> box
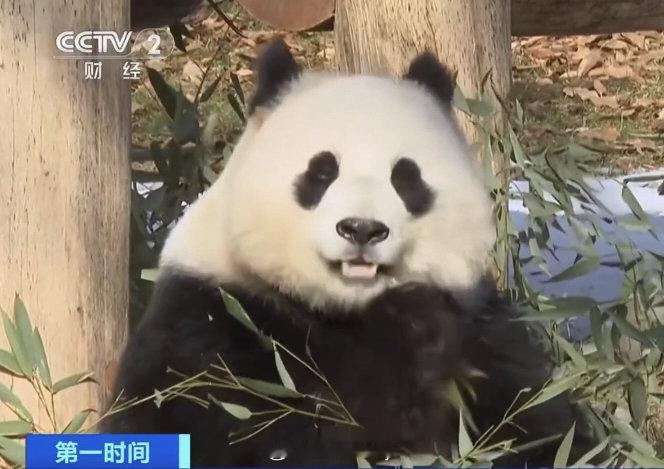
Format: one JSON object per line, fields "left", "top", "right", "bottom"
{"left": 327, "top": 217, "right": 392, "bottom": 280}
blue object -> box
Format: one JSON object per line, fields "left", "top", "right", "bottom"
{"left": 26, "top": 434, "right": 190, "bottom": 469}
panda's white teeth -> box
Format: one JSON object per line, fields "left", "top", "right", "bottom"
{"left": 341, "top": 261, "right": 378, "bottom": 279}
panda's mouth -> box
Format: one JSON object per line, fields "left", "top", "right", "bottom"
{"left": 327, "top": 258, "right": 391, "bottom": 281}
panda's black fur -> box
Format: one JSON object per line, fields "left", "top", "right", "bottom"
{"left": 106, "top": 271, "right": 594, "bottom": 467}
{"left": 104, "top": 40, "right": 597, "bottom": 467}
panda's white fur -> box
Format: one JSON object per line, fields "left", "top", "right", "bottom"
{"left": 161, "top": 71, "right": 494, "bottom": 310}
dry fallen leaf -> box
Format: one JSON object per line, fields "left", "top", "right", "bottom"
{"left": 578, "top": 127, "right": 620, "bottom": 142}
{"left": 201, "top": 16, "right": 222, "bottom": 29}
{"left": 602, "top": 39, "right": 630, "bottom": 50}
{"left": 633, "top": 98, "right": 655, "bottom": 109}
{"left": 563, "top": 86, "right": 620, "bottom": 109}
{"left": 593, "top": 79, "right": 606, "bottom": 95}
{"left": 654, "top": 120, "right": 664, "bottom": 132}
{"left": 235, "top": 68, "right": 253, "bottom": 77}
{"left": 621, "top": 32, "right": 646, "bottom": 49}
{"left": 638, "top": 50, "right": 664, "bottom": 67}
{"left": 623, "top": 138, "right": 658, "bottom": 154}
{"left": 576, "top": 35, "right": 603, "bottom": 46}
{"left": 529, "top": 46, "right": 554, "bottom": 60}
{"left": 241, "top": 37, "right": 257, "bottom": 48}
{"left": 559, "top": 70, "right": 579, "bottom": 79}
{"left": 578, "top": 49, "right": 603, "bottom": 77}
{"left": 145, "top": 59, "right": 165, "bottom": 71}
{"left": 604, "top": 63, "right": 634, "bottom": 79}
{"left": 182, "top": 60, "right": 203, "bottom": 82}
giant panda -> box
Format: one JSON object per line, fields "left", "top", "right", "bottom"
{"left": 105, "top": 39, "right": 596, "bottom": 467}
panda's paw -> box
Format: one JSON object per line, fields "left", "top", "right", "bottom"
{"left": 372, "top": 284, "right": 466, "bottom": 383}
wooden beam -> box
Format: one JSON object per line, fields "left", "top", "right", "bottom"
{"left": 512, "top": 0, "right": 664, "bottom": 36}
{"left": 238, "top": 0, "right": 333, "bottom": 31}
{"left": 232, "top": 0, "right": 664, "bottom": 35}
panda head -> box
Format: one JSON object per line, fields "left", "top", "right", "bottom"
{"left": 161, "top": 39, "right": 495, "bottom": 311}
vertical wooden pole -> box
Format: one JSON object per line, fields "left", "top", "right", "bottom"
{"left": 335, "top": 0, "right": 511, "bottom": 149}
{"left": 0, "top": 0, "right": 130, "bottom": 433}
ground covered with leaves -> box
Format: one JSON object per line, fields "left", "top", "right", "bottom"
{"left": 512, "top": 32, "right": 664, "bottom": 173}
{"left": 131, "top": 5, "right": 664, "bottom": 175}
{"left": 131, "top": 3, "right": 334, "bottom": 162}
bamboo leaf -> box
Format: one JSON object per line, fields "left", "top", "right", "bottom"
{"left": 458, "top": 409, "right": 473, "bottom": 457}
{"left": 610, "top": 309, "right": 653, "bottom": 346}
{"left": 236, "top": 377, "right": 303, "bottom": 399}
{"left": 172, "top": 92, "right": 200, "bottom": 145}
{"left": 509, "top": 126, "right": 526, "bottom": 167}
{"left": 510, "top": 434, "right": 563, "bottom": 455}
{"left": 356, "top": 454, "right": 372, "bottom": 469}
{"left": 0, "top": 420, "right": 32, "bottom": 436}
{"left": 33, "top": 329, "right": 52, "bottom": 388}
{"left": 13, "top": 297, "right": 36, "bottom": 367}
{"left": 466, "top": 98, "right": 493, "bottom": 117}
{"left": 613, "top": 418, "right": 655, "bottom": 456}
{"left": 51, "top": 372, "right": 96, "bottom": 394}
{"left": 2, "top": 312, "right": 31, "bottom": 377}
{"left": 0, "top": 350, "right": 22, "bottom": 376}
{"left": 516, "top": 296, "right": 595, "bottom": 321}
{"left": 13, "top": 298, "right": 48, "bottom": 385}
{"left": 169, "top": 21, "right": 190, "bottom": 53}
{"left": 0, "top": 436, "right": 25, "bottom": 466}
{"left": 62, "top": 409, "right": 94, "bottom": 433}
{"left": 628, "top": 376, "right": 647, "bottom": 428}
{"left": 452, "top": 87, "right": 471, "bottom": 114}
{"left": 200, "top": 74, "right": 223, "bottom": 103}
{"left": 147, "top": 68, "right": 178, "bottom": 119}
{"left": 227, "top": 92, "right": 245, "bottom": 123}
{"left": 220, "top": 290, "right": 272, "bottom": 350}
{"left": 523, "top": 375, "right": 581, "bottom": 411}
{"left": 209, "top": 395, "right": 252, "bottom": 420}
{"left": 230, "top": 72, "right": 245, "bottom": 106}
{"left": 621, "top": 183, "right": 648, "bottom": 221}
{"left": 220, "top": 290, "right": 259, "bottom": 334}
{"left": 621, "top": 449, "right": 664, "bottom": 468}
{"left": 140, "top": 268, "right": 160, "bottom": 282}
{"left": 572, "top": 437, "right": 609, "bottom": 466}
{"left": 546, "top": 257, "right": 600, "bottom": 282}
{"left": 554, "top": 335, "right": 586, "bottom": 368}
{"left": 0, "top": 382, "right": 32, "bottom": 422}
{"left": 617, "top": 216, "right": 652, "bottom": 232}
{"left": 553, "top": 423, "right": 575, "bottom": 467}
{"left": 273, "top": 347, "right": 296, "bottom": 392}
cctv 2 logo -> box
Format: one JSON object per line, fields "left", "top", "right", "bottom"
{"left": 55, "top": 30, "right": 173, "bottom": 59}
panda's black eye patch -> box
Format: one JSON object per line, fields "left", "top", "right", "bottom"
{"left": 294, "top": 151, "right": 339, "bottom": 209}
{"left": 391, "top": 158, "right": 435, "bottom": 216}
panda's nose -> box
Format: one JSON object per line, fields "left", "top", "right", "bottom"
{"left": 336, "top": 218, "right": 390, "bottom": 245}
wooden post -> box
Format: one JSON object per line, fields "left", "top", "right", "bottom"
{"left": 512, "top": 0, "right": 664, "bottom": 36}
{"left": 334, "top": 0, "right": 511, "bottom": 159}
{"left": 0, "top": 0, "right": 130, "bottom": 434}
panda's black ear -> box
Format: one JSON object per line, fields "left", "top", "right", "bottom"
{"left": 248, "top": 39, "right": 301, "bottom": 115}
{"left": 404, "top": 52, "right": 455, "bottom": 108}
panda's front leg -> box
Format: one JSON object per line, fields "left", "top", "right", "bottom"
{"left": 311, "top": 284, "right": 468, "bottom": 455}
